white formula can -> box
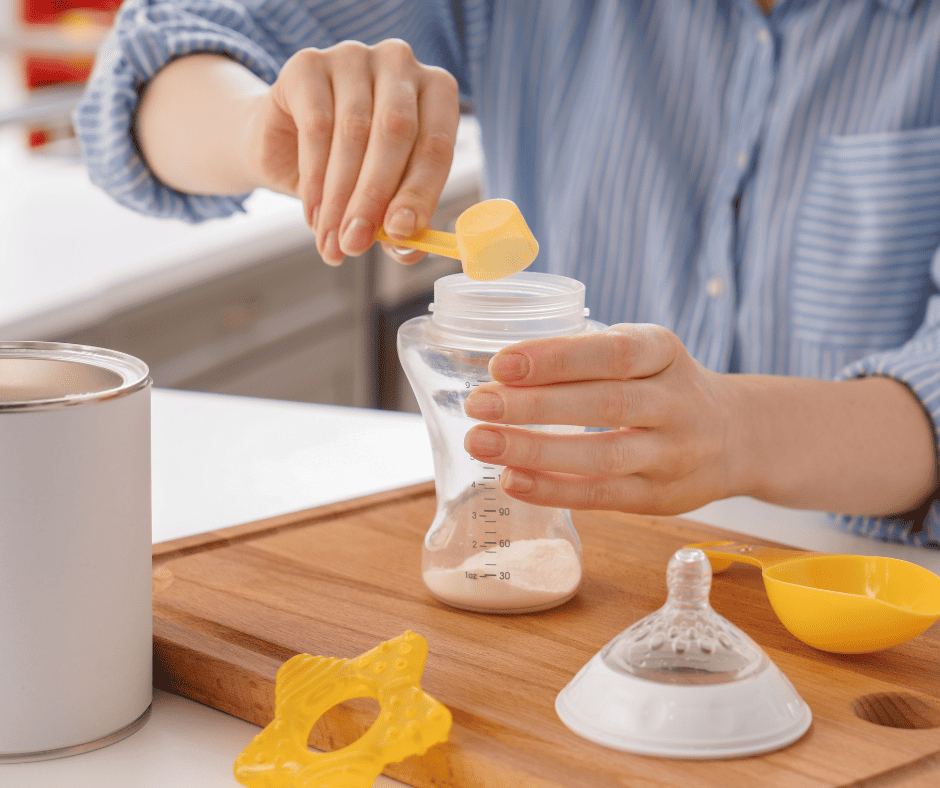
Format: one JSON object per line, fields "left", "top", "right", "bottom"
{"left": 0, "top": 342, "right": 152, "bottom": 762}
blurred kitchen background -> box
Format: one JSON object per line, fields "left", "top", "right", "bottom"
{"left": 0, "top": 0, "right": 483, "bottom": 413}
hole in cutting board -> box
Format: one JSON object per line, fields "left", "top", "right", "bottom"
{"left": 308, "top": 697, "right": 382, "bottom": 751}
{"left": 852, "top": 692, "right": 940, "bottom": 729}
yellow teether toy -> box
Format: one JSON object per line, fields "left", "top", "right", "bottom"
{"left": 375, "top": 198, "right": 539, "bottom": 281}
{"left": 234, "top": 631, "right": 451, "bottom": 788}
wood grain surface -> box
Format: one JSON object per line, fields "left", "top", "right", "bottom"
{"left": 152, "top": 482, "right": 940, "bottom": 787}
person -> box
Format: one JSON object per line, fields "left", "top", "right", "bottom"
{"left": 75, "top": 0, "right": 940, "bottom": 546}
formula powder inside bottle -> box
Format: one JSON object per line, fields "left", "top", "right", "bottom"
{"left": 423, "top": 538, "right": 581, "bottom": 612}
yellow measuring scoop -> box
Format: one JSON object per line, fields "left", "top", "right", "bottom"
{"left": 689, "top": 541, "right": 940, "bottom": 654}
{"left": 375, "top": 198, "right": 538, "bottom": 281}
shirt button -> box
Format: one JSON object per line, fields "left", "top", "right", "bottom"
{"left": 706, "top": 277, "right": 724, "bottom": 297}
{"left": 758, "top": 28, "right": 771, "bottom": 45}
{"left": 735, "top": 149, "right": 748, "bottom": 169}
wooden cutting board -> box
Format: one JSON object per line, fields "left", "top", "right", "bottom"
{"left": 152, "top": 482, "right": 940, "bottom": 787}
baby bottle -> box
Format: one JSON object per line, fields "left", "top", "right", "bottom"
{"left": 398, "top": 272, "right": 604, "bottom": 613}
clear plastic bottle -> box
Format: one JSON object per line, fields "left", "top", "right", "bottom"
{"left": 398, "top": 272, "right": 604, "bottom": 613}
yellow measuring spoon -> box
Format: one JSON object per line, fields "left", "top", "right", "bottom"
{"left": 688, "top": 541, "right": 940, "bottom": 654}
{"left": 375, "top": 198, "right": 539, "bottom": 281}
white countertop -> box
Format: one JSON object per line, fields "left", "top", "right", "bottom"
{"left": 150, "top": 388, "right": 436, "bottom": 542}
{"left": 5, "top": 387, "right": 939, "bottom": 787}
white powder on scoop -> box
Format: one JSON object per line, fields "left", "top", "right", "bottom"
{"left": 423, "top": 538, "right": 581, "bottom": 612}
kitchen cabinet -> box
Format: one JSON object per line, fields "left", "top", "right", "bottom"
{"left": 57, "top": 239, "right": 373, "bottom": 407}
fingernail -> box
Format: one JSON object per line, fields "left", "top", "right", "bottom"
{"left": 503, "top": 469, "right": 534, "bottom": 493}
{"left": 310, "top": 205, "right": 319, "bottom": 230}
{"left": 339, "top": 217, "right": 372, "bottom": 256}
{"left": 465, "top": 428, "right": 505, "bottom": 458}
{"left": 491, "top": 353, "right": 529, "bottom": 382}
{"left": 465, "top": 391, "right": 504, "bottom": 421}
{"left": 386, "top": 208, "right": 416, "bottom": 239}
{"left": 322, "top": 230, "right": 343, "bottom": 266}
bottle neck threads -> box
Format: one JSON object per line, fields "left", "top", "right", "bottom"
{"left": 429, "top": 273, "right": 589, "bottom": 341}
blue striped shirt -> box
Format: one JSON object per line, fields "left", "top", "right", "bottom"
{"left": 75, "top": 0, "right": 940, "bottom": 547}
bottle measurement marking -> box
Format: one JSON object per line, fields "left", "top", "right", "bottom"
{"left": 480, "top": 465, "right": 500, "bottom": 567}
{"left": 465, "top": 394, "right": 511, "bottom": 582}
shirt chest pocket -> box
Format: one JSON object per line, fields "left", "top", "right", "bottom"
{"left": 790, "top": 127, "right": 940, "bottom": 353}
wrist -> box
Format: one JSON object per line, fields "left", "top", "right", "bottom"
{"left": 211, "top": 65, "right": 271, "bottom": 194}
{"left": 714, "top": 372, "right": 766, "bottom": 501}
{"left": 237, "top": 91, "right": 274, "bottom": 192}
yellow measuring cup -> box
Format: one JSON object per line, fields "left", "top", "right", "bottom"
{"left": 375, "top": 198, "right": 538, "bottom": 281}
{"left": 689, "top": 541, "right": 940, "bottom": 654}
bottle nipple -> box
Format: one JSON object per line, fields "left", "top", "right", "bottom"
{"left": 601, "top": 548, "right": 766, "bottom": 685}
{"left": 555, "top": 547, "right": 812, "bottom": 757}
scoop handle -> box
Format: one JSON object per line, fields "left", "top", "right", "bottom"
{"left": 687, "top": 541, "right": 814, "bottom": 573}
{"left": 375, "top": 227, "right": 461, "bottom": 260}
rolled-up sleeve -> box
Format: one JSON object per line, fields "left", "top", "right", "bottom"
{"left": 833, "top": 244, "right": 940, "bottom": 549}
{"left": 74, "top": 0, "right": 482, "bottom": 222}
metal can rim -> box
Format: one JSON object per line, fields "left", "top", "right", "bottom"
{"left": 0, "top": 341, "right": 151, "bottom": 413}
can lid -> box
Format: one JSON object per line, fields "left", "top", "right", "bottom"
{"left": 0, "top": 342, "right": 150, "bottom": 413}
